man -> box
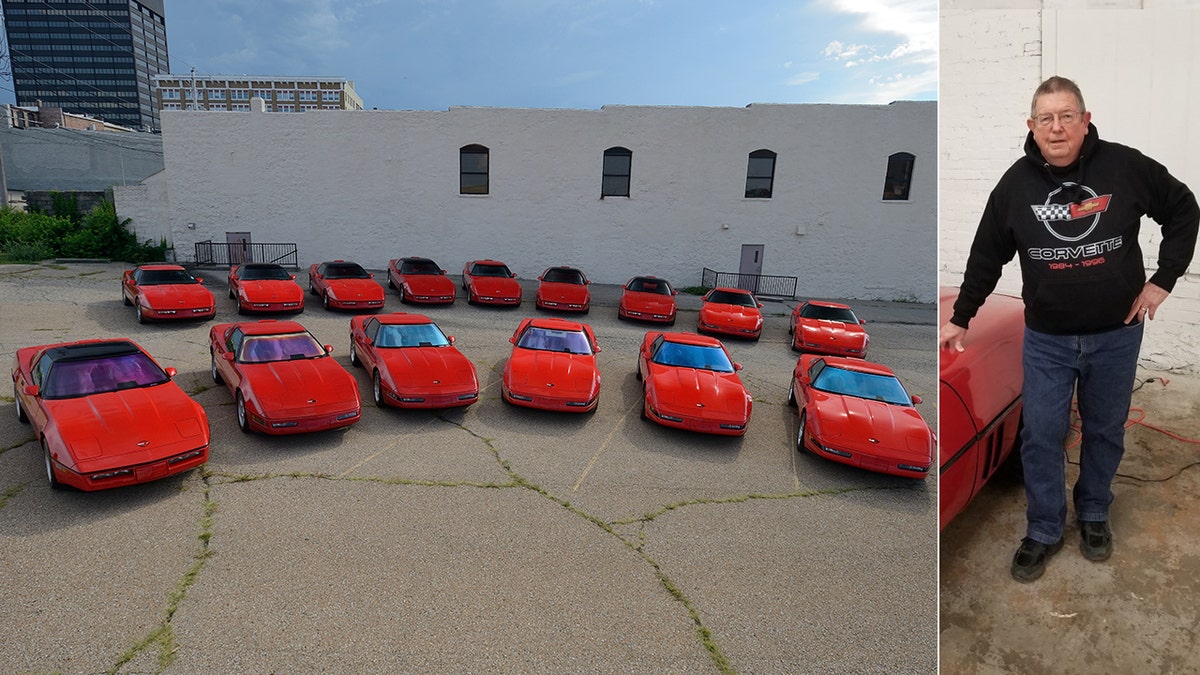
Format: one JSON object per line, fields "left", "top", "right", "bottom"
{"left": 940, "top": 76, "right": 1199, "bottom": 582}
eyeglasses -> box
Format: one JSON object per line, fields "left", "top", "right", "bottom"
{"left": 1033, "top": 111, "right": 1083, "bottom": 127}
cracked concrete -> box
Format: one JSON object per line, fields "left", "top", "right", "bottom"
{"left": 0, "top": 262, "right": 937, "bottom": 673}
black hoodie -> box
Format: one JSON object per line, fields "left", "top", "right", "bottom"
{"left": 952, "top": 123, "right": 1199, "bottom": 335}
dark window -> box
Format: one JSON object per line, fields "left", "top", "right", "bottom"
{"left": 745, "top": 149, "right": 776, "bottom": 198}
{"left": 602, "top": 147, "right": 632, "bottom": 197}
{"left": 460, "top": 144, "right": 489, "bottom": 195}
{"left": 883, "top": 152, "right": 915, "bottom": 201}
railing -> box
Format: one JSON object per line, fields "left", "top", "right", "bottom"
{"left": 194, "top": 241, "right": 300, "bottom": 268}
{"left": 701, "top": 267, "right": 797, "bottom": 299}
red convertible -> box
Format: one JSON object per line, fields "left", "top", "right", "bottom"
{"left": 789, "top": 300, "right": 869, "bottom": 357}
{"left": 501, "top": 317, "right": 601, "bottom": 412}
{"left": 387, "top": 257, "right": 457, "bottom": 305}
{"left": 636, "top": 332, "right": 752, "bottom": 436}
{"left": 617, "top": 275, "right": 678, "bottom": 325}
{"left": 697, "top": 287, "right": 763, "bottom": 340}
{"left": 462, "top": 259, "right": 522, "bottom": 306}
{"left": 535, "top": 265, "right": 591, "bottom": 313}
{"left": 788, "top": 354, "right": 933, "bottom": 479}
{"left": 11, "top": 339, "right": 209, "bottom": 491}
{"left": 209, "top": 320, "right": 361, "bottom": 434}
{"left": 349, "top": 312, "right": 479, "bottom": 409}
{"left": 307, "top": 260, "right": 385, "bottom": 311}
{"left": 121, "top": 264, "right": 216, "bottom": 324}
{"left": 939, "top": 287, "right": 1025, "bottom": 528}
{"left": 227, "top": 263, "right": 305, "bottom": 314}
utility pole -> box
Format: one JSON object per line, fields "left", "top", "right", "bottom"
{"left": 189, "top": 67, "right": 198, "bottom": 111}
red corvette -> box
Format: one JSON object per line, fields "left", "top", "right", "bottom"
{"left": 697, "top": 287, "right": 764, "bottom": 340}
{"left": 636, "top": 332, "right": 752, "bottom": 436}
{"left": 939, "top": 287, "right": 1025, "bottom": 528}
{"left": 462, "top": 259, "right": 522, "bottom": 306}
{"left": 227, "top": 263, "right": 305, "bottom": 314}
{"left": 387, "top": 257, "right": 457, "bottom": 305}
{"left": 121, "top": 264, "right": 215, "bottom": 324}
{"left": 788, "top": 354, "right": 933, "bottom": 479}
{"left": 349, "top": 312, "right": 479, "bottom": 409}
{"left": 617, "top": 275, "right": 678, "bottom": 325}
{"left": 535, "top": 265, "right": 591, "bottom": 313}
{"left": 790, "top": 300, "right": 869, "bottom": 357}
{"left": 307, "top": 260, "right": 385, "bottom": 311}
{"left": 209, "top": 320, "right": 361, "bottom": 434}
{"left": 501, "top": 317, "right": 601, "bottom": 412}
{"left": 11, "top": 339, "right": 209, "bottom": 491}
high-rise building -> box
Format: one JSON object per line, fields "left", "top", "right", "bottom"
{"left": 1, "top": 0, "right": 169, "bottom": 131}
{"left": 152, "top": 75, "right": 365, "bottom": 114}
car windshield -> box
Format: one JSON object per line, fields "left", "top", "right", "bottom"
{"left": 238, "top": 333, "right": 325, "bottom": 363}
{"left": 239, "top": 265, "right": 292, "bottom": 281}
{"left": 628, "top": 278, "right": 672, "bottom": 295}
{"left": 651, "top": 342, "right": 734, "bottom": 372}
{"left": 516, "top": 327, "right": 593, "bottom": 355}
{"left": 400, "top": 259, "right": 441, "bottom": 275}
{"left": 543, "top": 268, "right": 584, "bottom": 284}
{"left": 375, "top": 323, "right": 451, "bottom": 348}
{"left": 707, "top": 290, "right": 756, "bottom": 307}
{"left": 801, "top": 304, "right": 858, "bottom": 323}
{"left": 323, "top": 263, "right": 370, "bottom": 279}
{"left": 138, "top": 269, "right": 197, "bottom": 285}
{"left": 43, "top": 352, "right": 169, "bottom": 399}
{"left": 471, "top": 263, "right": 511, "bottom": 277}
{"left": 811, "top": 366, "right": 910, "bottom": 406}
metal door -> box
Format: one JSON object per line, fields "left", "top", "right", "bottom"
{"left": 226, "top": 231, "right": 252, "bottom": 264}
{"left": 738, "top": 244, "right": 764, "bottom": 292}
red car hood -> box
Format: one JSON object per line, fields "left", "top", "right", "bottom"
{"left": 402, "top": 275, "right": 456, "bottom": 295}
{"left": 649, "top": 366, "right": 748, "bottom": 415}
{"left": 327, "top": 278, "right": 383, "bottom": 300}
{"left": 505, "top": 350, "right": 598, "bottom": 395}
{"left": 811, "top": 393, "right": 932, "bottom": 457}
{"left": 701, "top": 304, "right": 761, "bottom": 328}
{"left": 378, "top": 347, "right": 476, "bottom": 388}
{"left": 623, "top": 292, "right": 675, "bottom": 313}
{"left": 799, "top": 320, "right": 867, "bottom": 348}
{"left": 471, "top": 276, "right": 521, "bottom": 295}
{"left": 46, "top": 386, "right": 208, "bottom": 471}
{"left": 240, "top": 280, "right": 303, "bottom": 301}
{"left": 538, "top": 282, "right": 589, "bottom": 303}
{"left": 243, "top": 358, "right": 358, "bottom": 413}
{"left": 140, "top": 284, "right": 214, "bottom": 308}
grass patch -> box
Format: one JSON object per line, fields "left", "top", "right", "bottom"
{"left": 679, "top": 285, "right": 709, "bottom": 295}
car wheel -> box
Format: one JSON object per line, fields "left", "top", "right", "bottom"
{"left": 387, "top": 275, "right": 395, "bottom": 289}
{"left": 796, "top": 411, "right": 807, "bottom": 453}
{"left": 372, "top": 371, "right": 386, "bottom": 408}
{"left": 236, "top": 392, "right": 251, "bottom": 434}
{"left": 581, "top": 307, "right": 589, "bottom": 315}
{"left": 640, "top": 393, "right": 649, "bottom": 421}
{"left": 400, "top": 288, "right": 410, "bottom": 305}
{"left": 787, "top": 381, "right": 796, "bottom": 407}
{"left": 210, "top": 349, "right": 224, "bottom": 384}
{"left": 309, "top": 281, "right": 318, "bottom": 296}
{"left": 122, "top": 289, "right": 132, "bottom": 306}
{"left": 43, "top": 438, "right": 63, "bottom": 490}
{"left": 15, "top": 384, "right": 28, "bottom": 423}
{"left": 635, "top": 364, "right": 642, "bottom": 381}
{"left": 135, "top": 302, "right": 147, "bottom": 324}
{"left": 349, "top": 341, "right": 360, "bottom": 367}
{"left": 228, "top": 287, "right": 235, "bottom": 299}
{"left": 237, "top": 302, "right": 247, "bottom": 316}
{"left": 323, "top": 293, "right": 331, "bottom": 310}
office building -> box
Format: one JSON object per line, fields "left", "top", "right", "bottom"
{"left": 152, "top": 75, "right": 364, "bottom": 113}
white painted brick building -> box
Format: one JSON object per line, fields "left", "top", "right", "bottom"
{"left": 113, "top": 99, "right": 936, "bottom": 303}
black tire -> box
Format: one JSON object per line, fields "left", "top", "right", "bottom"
{"left": 400, "top": 288, "right": 410, "bottom": 305}
{"left": 135, "top": 302, "right": 147, "bottom": 324}
{"left": 309, "top": 282, "right": 319, "bottom": 296}
{"left": 796, "top": 411, "right": 807, "bottom": 453}
{"left": 122, "top": 290, "right": 132, "bottom": 306}
{"left": 228, "top": 287, "right": 236, "bottom": 299}
{"left": 236, "top": 392, "right": 251, "bottom": 434}
{"left": 237, "top": 303, "right": 247, "bottom": 316}
{"left": 210, "top": 350, "right": 223, "bottom": 384}
{"left": 323, "top": 293, "right": 331, "bottom": 311}
{"left": 43, "top": 438, "right": 63, "bottom": 490}
{"left": 640, "top": 384, "right": 649, "bottom": 420}
{"left": 15, "top": 384, "right": 29, "bottom": 423}
{"left": 349, "top": 341, "right": 360, "bottom": 367}
{"left": 387, "top": 274, "right": 395, "bottom": 289}
{"left": 372, "top": 371, "right": 386, "bottom": 408}
{"left": 787, "top": 381, "right": 797, "bottom": 407}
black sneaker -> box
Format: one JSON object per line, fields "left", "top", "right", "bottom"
{"left": 1080, "top": 521, "right": 1112, "bottom": 561}
{"left": 1011, "top": 537, "right": 1064, "bottom": 583}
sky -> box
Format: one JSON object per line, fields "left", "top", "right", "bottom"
{"left": 2, "top": 0, "right": 937, "bottom": 110}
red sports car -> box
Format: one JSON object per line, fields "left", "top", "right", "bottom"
{"left": 121, "top": 264, "right": 216, "bottom": 324}
{"left": 788, "top": 354, "right": 933, "bottom": 479}
{"left": 535, "top": 266, "right": 591, "bottom": 313}
{"left": 636, "top": 332, "right": 752, "bottom": 436}
{"left": 501, "top": 317, "right": 601, "bottom": 412}
{"left": 697, "top": 287, "right": 764, "bottom": 340}
{"left": 11, "top": 339, "right": 210, "bottom": 491}
{"left": 939, "top": 287, "right": 1025, "bottom": 528}
{"left": 387, "top": 257, "right": 457, "bottom": 305}
{"left": 790, "top": 300, "right": 869, "bottom": 357}
{"left": 227, "top": 263, "right": 305, "bottom": 314}
{"left": 349, "top": 312, "right": 479, "bottom": 409}
{"left": 209, "top": 320, "right": 361, "bottom": 434}
{"left": 462, "top": 259, "right": 522, "bottom": 306}
{"left": 617, "top": 275, "right": 678, "bottom": 325}
{"left": 307, "top": 260, "right": 385, "bottom": 311}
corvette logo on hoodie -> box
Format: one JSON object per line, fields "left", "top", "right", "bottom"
{"left": 1030, "top": 182, "right": 1113, "bottom": 242}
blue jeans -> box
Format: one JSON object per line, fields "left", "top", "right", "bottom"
{"left": 1020, "top": 322, "right": 1143, "bottom": 544}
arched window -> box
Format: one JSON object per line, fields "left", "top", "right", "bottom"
{"left": 883, "top": 152, "right": 915, "bottom": 201}
{"left": 601, "top": 147, "right": 632, "bottom": 198}
{"left": 460, "top": 144, "right": 489, "bottom": 195}
{"left": 745, "top": 149, "right": 776, "bottom": 198}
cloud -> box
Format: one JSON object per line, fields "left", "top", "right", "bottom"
{"left": 785, "top": 71, "right": 820, "bottom": 86}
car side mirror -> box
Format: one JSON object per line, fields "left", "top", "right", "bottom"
{"left": 511, "top": 273, "right": 517, "bottom": 278}
{"left": 594, "top": 345, "right": 602, "bottom": 353}
{"left": 860, "top": 320, "right": 866, "bottom": 325}
{"left": 196, "top": 277, "right": 205, "bottom": 284}
{"left": 912, "top": 395, "right": 923, "bottom": 405}
{"left": 230, "top": 275, "right": 239, "bottom": 281}
{"left": 315, "top": 274, "right": 323, "bottom": 279}
{"left": 324, "top": 345, "right": 333, "bottom": 353}
{"left": 223, "top": 352, "right": 235, "bottom": 361}
{"left": 672, "top": 290, "right": 679, "bottom": 296}
{"left": 448, "top": 336, "right": 456, "bottom": 344}
{"left": 24, "top": 384, "right": 38, "bottom": 397}
{"left": 165, "top": 367, "right": 178, "bottom": 378}
{"left": 441, "top": 269, "right": 447, "bottom": 274}
{"left": 290, "top": 274, "right": 297, "bottom": 280}
{"left": 733, "top": 362, "right": 743, "bottom": 371}
{"left": 538, "top": 276, "right": 544, "bottom": 281}
{"left": 362, "top": 337, "right": 373, "bottom": 346}
{"left": 509, "top": 336, "right": 517, "bottom": 344}
{"left": 757, "top": 303, "right": 764, "bottom": 308}
{"left": 368, "top": 273, "right": 374, "bottom": 278}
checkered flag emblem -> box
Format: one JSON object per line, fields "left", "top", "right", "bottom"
{"left": 1032, "top": 203, "right": 1073, "bottom": 221}
{"left": 1031, "top": 195, "right": 1111, "bottom": 222}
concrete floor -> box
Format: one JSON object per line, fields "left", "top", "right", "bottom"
{"left": 940, "top": 370, "right": 1200, "bottom": 674}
